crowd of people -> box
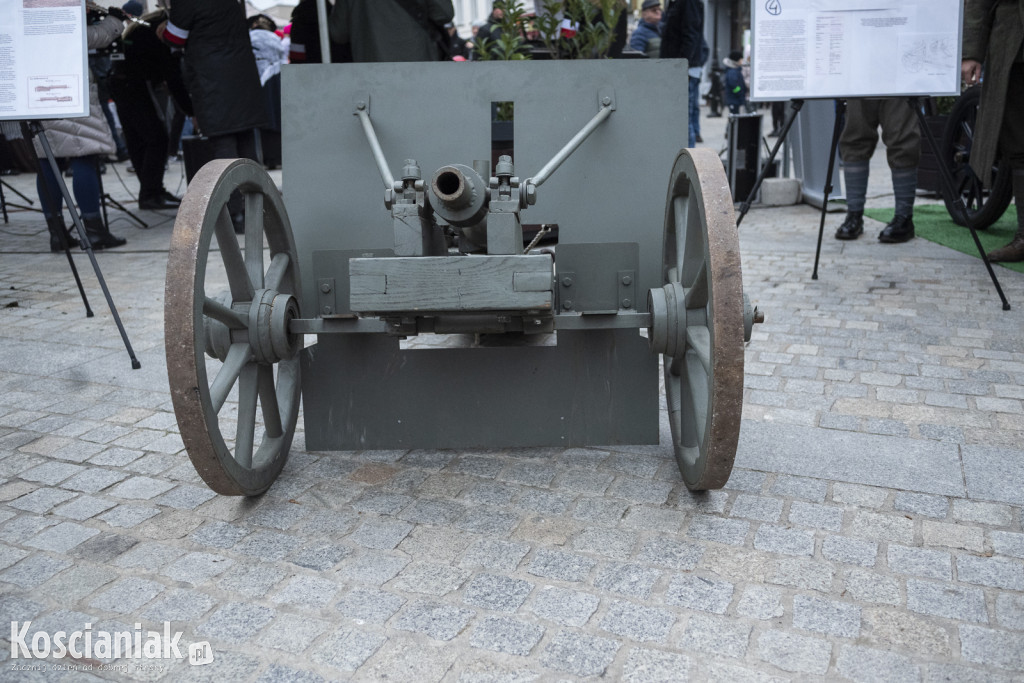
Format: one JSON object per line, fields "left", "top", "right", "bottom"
{"left": 22, "top": 0, "right": 1023, "bottom": 264}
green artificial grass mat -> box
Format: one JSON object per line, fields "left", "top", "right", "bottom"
{"left": 864, "top": 205, "right": 1023, "bottom": 274}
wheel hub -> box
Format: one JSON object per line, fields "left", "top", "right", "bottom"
{"left": 248, "top": 289, "right": 301, "bottom": 365}
{"left": 647, "top": 281, "right": 686, "bottom": 357}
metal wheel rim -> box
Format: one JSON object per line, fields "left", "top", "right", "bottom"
{"left": 165, "top": 159, "right": 302, "bottom": 496}
{"left": 661, "top": 148, "right": 745, "bottom": 490}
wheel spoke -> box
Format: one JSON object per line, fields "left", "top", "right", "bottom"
{"left": 210, "top": 343, "right": 252, "bottom": 413}
{"left": 214, "top": 207, "right": 255, "bottom": 302}
{"left": 234, "top": 364, "right": 258, "bottom": 468}
{"left": 258, "top": 364, "right": 283, "bottom": 438}
{"left": 673, "top": 195, "right": 687, "bottom": 272}
{"left": 685, "top": 325, "right": 712, "bottom": 376}
{"left": 203, "top": 296, "right": 247, "bottom": 330}
{"left": 245, "top": 192, "right": 265, "bottom": 289}
{"left": 264, "top": 252, "right": 290, "bottom": 293}
{"left": 684, "top": 259, "right": 708, "bottom": 308}
{"left": 686, "top": 351, "right": 708, "bottom": 446}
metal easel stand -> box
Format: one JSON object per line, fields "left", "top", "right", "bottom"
{"left": 1, "top": 178, "right": 42, "bottom": 223}
{"left": 735, "top": 98, "right": 804, "bottom": 227}
{"left": 810, "top": 99, "right": 847, "bottom": 280}
{"left": 907, "top": 96, "right": 1010, "bottom": 311}
{"left": 27, "top": 121, "right": 142, "bottom": 369}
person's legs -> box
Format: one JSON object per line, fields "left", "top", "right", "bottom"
{"left": 208, "top": 131, "right": 259, "bottom": 232}
{"left": 35, "top": 158, "right": 79, "bottom": 251}
{"left": 69, "top": 156, "right": 126, "bottom": 249}
{"left": 875, "top": 98, "right": 921, "bottom": 243}
{"left": 688, "top": 76, "right": 701, "bottom": 146}
{"left": 987, "top": 63, "right": 1024, "bottom": 262}
{"left": 835, "top": 99, "right": 879, "bottom": 239}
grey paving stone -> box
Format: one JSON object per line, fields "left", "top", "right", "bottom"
{"left": 894, "top": 492, "right": 949, "bottom": 518}
{"left": 678, "top": 613, "right": 752, "bottom": 658}
{"left": 270, "top": 574, "right": 339, "bottom": 608}
{"left": 350, "top": 518, "right": 414, "bottom": 550}
{"left": 571, "top": 527, "right": 636, "bottom": 559}
{"left": 959, "top": 625, "right": 1024, "bottom": 672}
{"left": 528, "top": 549, "right": 596, "bottom": 583}
{"left": 337, "top": 551, "right": 409, "bottom": 586}
{"left": 24, "top": 520, "right": 99, "bottom": 552}
{"left": 737, "top": 421, "right": 964, "bottom": 496}
{"left": 961, "top": 445, "right": 1024, "bottom": 505}
{"left": 233, "top": 530, "right": 303, "bottom": 560}
{"left": 620, "top": 648, "right": 691, "bottom": 683}
{"left": 995, "top": 593, "right": 1024, "bottom": 631}
{"left": 114, "top": 540, "right": 185, "bottom": 571}
{"left": 20, "top": 461, "right": 84, "bottom": 485}
{"left": 731, "top": 494, "right": 784, "bottom": 522}
{"left": 620, "top": 505, "right": 686, "bottom": 532}
{"left": 952, "top": 500, "right": 1014, "bottom": 527}
{"left": 9, "top": 487, "right": 77, "bottom": 513}
{"left": 217, "top": 562, "right": 287, "bottom": 598}
{"left": 956, "top": 555, "right": 1024, "bottom": 590}
{"left": 190, "top": 521, "right": 250, "bottom": 549}
{"left": 991, "top": 531, "right": 1024, "bottom": 559}
{"left": 500, "top": 461, "right": 556, "bottom": 487}
{"left": 87, "top": 446, "right": 145, "bottom": 467}
{"left": 573, "top": 497, "right": 629, "bottom": 525}
{"left": 288, "top": 542, "right": 351, "bottom": 571}
{"left": 907, "top": 579, "right": 988, "bottom": 623}
{"left": 470, "top": 615, "right": 545, "bottom": 656}
{"left": 107, "top": 475, "right": 174, "bottom": 500}
{"left": 851, "top": 511, "right": 915, "bottom": 544}
{"left": 351, "top": 490, "right": 413, "bottom": 515}
{"left": 337, "top": 587, "right": 405, "bottom": 624}
{"left": 770, "top": 557, "right": 835, "bottom": 592}
{"left": 922, "top": 521, "right": 985, "bottom": 552}
{"left": 756, "top": 630, "right": 831, "bottom": 675}
{"left": 837, "top": 645, "right": 921, "bottom": 683}
{"left": 153, "top": 484, "right": 217, "bottom": 510}
{"left": 540, "top": 630, "right": 620, "bottom": 677}
{"left": 788, "top": 501, "right": 844, "bottom": 531}
{"left": 52, "top": 495, "right": 115, "bottom": 521}
{"left": 924, "top": 663, "right": 1015, "bottom": 683}
{"left": 529, "top": 585, "right": 600, "bottom": 627}
{"left": 89, "top": 576, "right": 165, "bottom": 613}
{"left": 822, "top": 536, "right": 878, "bottom": 567}
{"left": 393, "top": 599, "right": 475, "bottom": 641}
{"left": 514, "top": 488, "right": 571, "bottom": 515}
{"left": 459, "top": 539, "right": 531, "bottom": 571}
{"left": 96, "top": 504, "right": 160, "bottom": 528}
{"left": 637, "top": 537, "right": 703, "bottom": 570}
{"left": 737, "top": 585, "right": 784, "bottom": 620}
{"left": 463, "top": 573, "right": 534, "bottom": 612}
{"left": 255, "top": 612, "right": 330, "bottom": 653}
{"left": 141, "top": 588, "right": 215, "bottom": 622}
{"left": 792, "top": 594, "right": 861, "bottom": 638}
{"left": 0, "top": 553, "right": 71, "bottom": 588}
{"left": 832, "top": 482, "right": 890, "bottom": 508}
{"left": 399, "top": 498, "right": 466, "bottom": 526}
{"left": 556, "top": 468, "right": 614, "bottom": 494}
{"left": 41, "top": 564, "right": 116, "bottom": 605}
{"left": 726, "top": 469, "right": 768, "bottom": 493}
{"left": 198, "top": 602, "right": 275, "bottom": 643}
{"left": 162, "top": 551, "right": 234, "bottom": 585}
{"left": 255, "top": 664, "right": 327, "bottom": 683}
{"left": 844, "top": 569, "right": 902, "bottom": 605}
{"left": 457, "top": 506, "right": 520, "bottom": 535}
{"left": 675, "top": 489, "right": 729, "bottom": 514}
{"left": 599, "top": 599, "right": 675, "bottom": 643}
{"left": 463, "top": 482, "right": 518, "bottom": 506}
{"left": 754, "top": 525, "right": 815, "bottom": 557}
{"left": 594, "top": 562, "right": 661, "bottom": 599}
{"left": 888, "top": 545, "right": 952, "bottom": 579}
{"left": 445, "top": 455, "right": 505, "bottom": 478}
{"left": 0, "top": 513, "right": 57, "bottom": 543}
{"left": 608, "top": 477, "right": 674, "bottom": 505}
{"left": 687, "top": 514, "right": 749, "bottom": 546}
{"left": 70, "top": 531, "right": 137, "bottom": 563}
{"left": 665, "top": 574, "right": 734, "bottom": 614}
{"left": 391, "top": 562, "right": 470, "bottom": 596}
{"left": 309, "top": 627, "right": 387, "bottom": 672}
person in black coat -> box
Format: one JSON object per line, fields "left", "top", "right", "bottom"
{"left": 660, "top": 0, "right": 709, "bottom": 146}
{"left": 111, "top": 2, "right": 193, "bottom": 211}
{"left": 161, "top": 0, "right": 266, "bottom": 230}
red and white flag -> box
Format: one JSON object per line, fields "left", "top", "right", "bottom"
{"left": 559, "top": 18, "right": 579, "bottom": 38}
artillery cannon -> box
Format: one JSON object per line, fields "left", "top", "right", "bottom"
{"left": 165, "top": 60, "right": 761, "bottom": 496}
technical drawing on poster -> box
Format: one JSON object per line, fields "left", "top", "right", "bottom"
{"left": 750, "top": 0, "right": 962, "bottom": 101}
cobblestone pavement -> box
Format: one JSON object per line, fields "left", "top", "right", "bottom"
{"left": 0, "top": 113, "right": 1022, "bottom": 682}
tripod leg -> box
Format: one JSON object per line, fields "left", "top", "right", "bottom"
{"left": 103, "top": 194, "right": 149, "bottom": 228}
{"left": 0, "top": 179, "right": 7, "bottom": 223}
{"left": 737, "top": 99, "right": 805, "bottom": 227}
{"left": 909, "top": 97, "right": 1010, "bottom": 310}
{"left": 812, "top": 100, "right": 847, "bottom": 280}
{"left": 32, "top": 124, "right": 142, "bottom": 368}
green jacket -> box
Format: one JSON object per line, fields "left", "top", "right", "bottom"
{"left": 963, "top": 0, "right": 1024, "bottom": 184}
{"left": 328, "top": 0, "right": 454, "bottom": 62}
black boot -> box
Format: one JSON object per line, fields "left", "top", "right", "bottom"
{"left": 46, "top": 215, "right": 80, "bottom": 252}
{"left": 987, "top": 232, "right": 1024, "bottom": 262}
{"left": 834, "top": 211, "right": 864, "bottom": 240}
{"left": 82, "top": 216, "right": 127, "bottom": 250}
{"left": 878, "top": 214, "right": 915, "bottom": 243}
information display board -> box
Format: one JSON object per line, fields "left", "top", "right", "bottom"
{"left": 0, "top": 0, "right": 89, "bottom": 120}
{"left": 751, "top": 0, "right": 962, "bottom": 101}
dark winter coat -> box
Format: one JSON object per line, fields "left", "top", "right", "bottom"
{"left": 963, "top": 0, "right": 1024, "bottom": 185}
{"left": 290, "top": 0, "right": 350, "bottom": 63}
{"left": 723, "top": 59, "right": 747, "bottom": 108}
{"left": 659, "top": 0, "right": 708, "bottom": 66}
{"left": 629, "top": 20, "right": 661, "bottom": 59}
{"left": 165, "top": 0, "right": 266, "bottom": 137}
{"left": 329, "top": 0, "right": 454, "bottom": 63}
{"left": 111, "top": 19, "right": 192, "bottom": 116}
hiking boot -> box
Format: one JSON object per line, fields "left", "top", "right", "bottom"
{"left": 82, "top": 216, "right": 126, "bottom": 250}
{"left": 986, "top": 233, "right": 1024, "bottom": 262}
{"left": 878, "top": 214, "right": 915, "bottom": 243}
{"left": 834, "top": 211, "right": 863, "bottom": 240}
{"left": 46, "top": 215, "right": 79, "bottom": 252}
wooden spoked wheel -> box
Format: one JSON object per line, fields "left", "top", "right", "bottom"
{"left": 165, "top": 159, "right": 302, "bottom": 496}
{"left": 648, "top": 148, "right": 745, "bottom": 490}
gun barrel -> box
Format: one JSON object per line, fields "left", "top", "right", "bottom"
{"left": 429, "top": 164, "right": 488, "bottom": 227}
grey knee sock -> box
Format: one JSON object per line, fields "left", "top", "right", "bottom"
{"left": 892, "top": 166, "right": 918, "bottom": 217}
{"left": 843, "top": 160, "right": 869, "bottom": 212}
